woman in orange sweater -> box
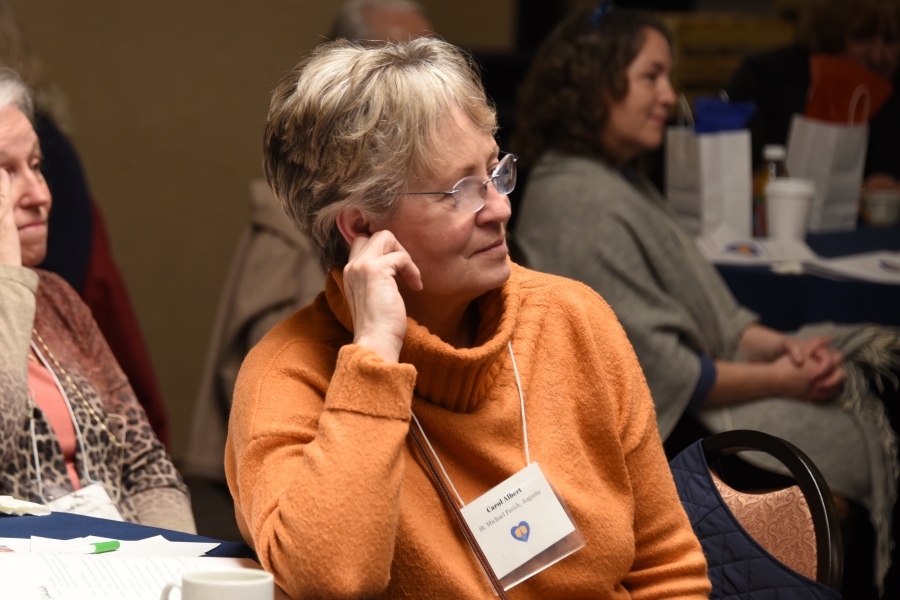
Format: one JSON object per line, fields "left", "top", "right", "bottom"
{"left": 225, "top": 36, "right": 710, "bottom": 599}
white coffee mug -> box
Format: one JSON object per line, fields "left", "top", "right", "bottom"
{"left": 766, "top": 178, "right": 815, "bottom": 241}
{"left": 160, "top": 569, "right": 274, "bottom": 600}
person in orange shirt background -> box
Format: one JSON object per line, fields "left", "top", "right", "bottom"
{"left": 728, "top": 0, "right": 900, "bottom": 191}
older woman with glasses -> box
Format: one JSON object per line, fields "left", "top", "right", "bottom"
{"left": 225, "top": 37, "right": 710, "bottom": 599}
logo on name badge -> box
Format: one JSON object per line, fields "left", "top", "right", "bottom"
{"left": 511, "top": 521, "right": 530, "bottom": 542}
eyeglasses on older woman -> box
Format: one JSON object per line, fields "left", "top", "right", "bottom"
{"left": 403, "top": 152, "right": 517, "bottom": 213}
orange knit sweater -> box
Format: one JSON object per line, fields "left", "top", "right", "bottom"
{"left": 225, "top": 264, "right": 710, "bottom": 599}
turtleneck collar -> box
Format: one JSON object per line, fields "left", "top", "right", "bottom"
{"left": 325, "top": 265, "right": 521, "bottom": 413}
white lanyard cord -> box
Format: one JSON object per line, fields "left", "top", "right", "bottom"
{"left": 508, "top": 342, "right": 530, "bottom": 466}
{"left": 30, "top": 340, "right": 96, "bottom": 488}
{"left": 411, "top": 411, "right": 464, "bottom": 506}
{"left": 411, "top": 341, "right": 528, "bottom": 509}
{"left": 26, "top": 390, "right": 45, "bottom": 502}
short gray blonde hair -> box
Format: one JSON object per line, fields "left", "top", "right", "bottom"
{"left": 0, "top": 67, "right": 33, "bottom": 120}
{"left": 263, "top": 37, "right": 497, "bottom": 271}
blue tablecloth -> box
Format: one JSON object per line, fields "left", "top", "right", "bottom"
{"left": 717, "top": 226, "right": 900, "bottom": 331}
{"left": 0, "top": 512, "right": 255, "bottom": 559}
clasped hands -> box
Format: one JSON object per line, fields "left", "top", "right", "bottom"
{"left": 741, "top": 324, "right": 846, "bottom": 404}
{"left": 776, "top": 335, "right": 846, "bottom": 403}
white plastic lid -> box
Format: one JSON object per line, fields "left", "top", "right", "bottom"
{"left": 766, "top": 177, "right": 814, "bottom": 198}
{"left": 762, "top": 144, "right": 787, "bottom": 161}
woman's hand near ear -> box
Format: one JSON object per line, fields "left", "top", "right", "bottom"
{"left": 0, "top": 169, "right": 21, "bottom": 266}
{"left": 343, "top": 231, "right": 422, "bottom": 363}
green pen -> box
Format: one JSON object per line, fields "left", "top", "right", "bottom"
{"left": 54, "top": 540, "right": 121, "bottom": 555}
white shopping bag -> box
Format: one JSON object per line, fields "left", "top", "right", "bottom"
{"left": 786, "top": 87, "right": 869, "bottom": 233}
{"left": 666, "top": 126, "right": 753, "bottom": 238}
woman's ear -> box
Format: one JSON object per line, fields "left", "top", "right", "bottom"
{"left": 335, "top": 207, "right": 374, "bottom": 246}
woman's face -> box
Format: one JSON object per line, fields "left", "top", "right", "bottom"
{"left": 0, "top": 105, "right": 51, "bottom": 267}
{"left": 845, "top": 35, "right": 900, "bottom": 81}
{"left": 370, "top": 108, "right": 511, "bottom": 311}
{"left": 602, "top": 28, "right": 676, "bottom": 165}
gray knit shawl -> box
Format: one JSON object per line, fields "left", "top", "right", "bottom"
{"left": 517, "top": 151, "right": 757, "bottom": 437}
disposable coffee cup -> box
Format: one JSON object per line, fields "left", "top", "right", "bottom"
{"left": 766, "top": 178, "right": 815, "bottom": 241}
{"left": 160, "top": 568, "right": 274, "bottom": 600}
{"left": 863, "top": 190, "right": 900, "bottom": 227}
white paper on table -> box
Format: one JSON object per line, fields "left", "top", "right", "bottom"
{"left": 0, "top": 495, "right": 51, "bottom": 516}
{"left": 0, "top": 554, "right": 289, "bottom": 599}
{"left": 116, "top": 535, "right": 220, "bottom": 557}
{"left": 803, "top": 251, "right": 900, "bottom": 284}
{"left": 31, "top": 535, "right": 220, "bottom": 557}
{"left": 31, "top": 536, "right": 93, "bottom": 553}
{"left": 0, "top": 537, "right": 32, "bottom": 553}
{"left": 696, "top": 235, "right": 772, "bottom": 265}
{"left": 695, "top": 235, "right": 817, "bottom": 266}
{"left": 696, "top": 233, "right": 900, "bottom": 283}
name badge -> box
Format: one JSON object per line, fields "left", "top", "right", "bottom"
{"left": 460, "top": 462, "right": 585, "bottom": 590}
{"left": 45, "top": 483, "right": 123, "bottom": 522}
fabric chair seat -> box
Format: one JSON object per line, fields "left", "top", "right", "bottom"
{"left": 711, "top": 473, "right": 817, "bottom": 580}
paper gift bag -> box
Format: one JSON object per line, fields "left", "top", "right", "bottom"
{"left": 786, "top": 89, "right": 869, "bottom": 233}
{"left": 666, "top": 126, "right": 753, "bottom": 238}
{"left": 806, "top": 55, "right": 892, "bottom": 123}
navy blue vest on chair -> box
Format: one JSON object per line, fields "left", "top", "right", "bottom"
{"left": 670, "top": 435, "right": 842, "bottom": 599}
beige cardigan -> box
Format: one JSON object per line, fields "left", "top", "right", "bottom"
{"left": 0, "top": 265, "right": 194, "bottom": 532}
{"left": 184, "top": 180, "right": 324, "bottom": 480}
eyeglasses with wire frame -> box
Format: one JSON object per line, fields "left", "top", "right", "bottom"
{"left": 403, "top": 152, "right": 517, "bottom": 214}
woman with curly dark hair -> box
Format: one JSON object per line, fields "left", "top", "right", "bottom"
{"left": 511, "top": 7, "right": 672, "bottom": 170}
{"left": 515, "top": 5, "right": 900, "bottom": 592}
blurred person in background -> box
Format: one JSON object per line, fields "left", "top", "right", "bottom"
{"left": 185, "top": 0, "right": 435, "bottom": 539}
{"left": 0, "top": 69, "right": 194, "bottom": 532}
{"left": 727, "top": 0, "right": 900, "bottom": 190}
{"left": 514, "top": 5, "right": 900, "bottom": 595}
{"left": 331, "top": 0, "right": 433, "bottom": 44}
{"left": 0, "top": 1, "right": 170, "bottom": 449}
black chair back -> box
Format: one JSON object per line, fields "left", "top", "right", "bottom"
{"left": 702, "top": 430, "right": 843, "bottom": 591}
